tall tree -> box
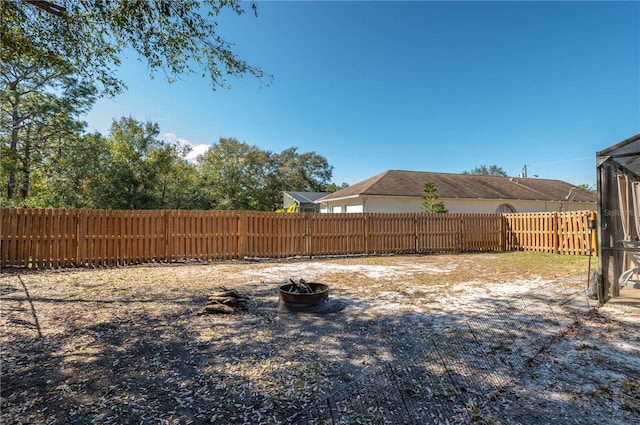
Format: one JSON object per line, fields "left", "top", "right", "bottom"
{"left": 157, "top": 157, "right": 206, "bottom": 210}
{"left": 0, "top": 55, "right": 96, "bottom": 204}
{"left": 95, "top": 117, "right": 194, "bottom": 209}
{"left": 262, "top": 147, "right": 334, "bottom": 209}
{"left": 197, "top": 138, "right": 270, "bottom": 210}
{"left": 28, "top": 132, "right": 109, "bottom": 208}
{"left": 274, "top": 147, "right": 334, "bottom": 191}
{"left": 462, "top": 164, "right": 508, "bottom": 177}
{"left": 422, "top": 180, "right": 448, "bottom": 213}
{"left": 197, "top": 140, "right": 335, "bottom": 211}
{"left": 2, "top": 0, "right": 271, "bottom": 95}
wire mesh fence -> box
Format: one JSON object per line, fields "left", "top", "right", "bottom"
{"left": 286, "top": 280, "right": 595, "bottom": 424}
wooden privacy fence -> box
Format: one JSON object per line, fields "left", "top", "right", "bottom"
{"left": 0, "top": 209, "right": 596, "bottom": 269}
{"left": 503, "top": 210, "right": 595, "bottom": 256}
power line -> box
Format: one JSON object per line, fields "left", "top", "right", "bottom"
{"left": 527, "top": 157, "right": 592, "bottom": 166}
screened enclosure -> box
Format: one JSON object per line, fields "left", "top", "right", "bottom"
{"left": 597, "top": 133, "right": 640, "bottom": 300}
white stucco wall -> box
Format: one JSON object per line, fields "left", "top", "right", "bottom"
{"left": 318, "top": 196, "right": 595, "bottom": 214}
{"left": 363, "top": 197, "right": 421, "bottom": 213}
{"left": 319, "top": 199, "right": 365, "bottom": 213}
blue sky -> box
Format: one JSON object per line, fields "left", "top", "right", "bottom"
{"left": 84, "top": 1, "right": 640, "bottom": 188}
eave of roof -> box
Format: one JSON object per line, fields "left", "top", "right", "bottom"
{"left": 597, "top": 133, "right": 640, "bottom": 176}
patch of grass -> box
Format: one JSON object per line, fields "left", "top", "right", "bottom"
{"left": 621, "top": 403, "right": 639, "bottom": 414}
{"left": 472, "top": 251, "right": 590, "bottom": 282}
{"left": 620, "top": 379, "right": 639, "bottom": 396}
{"left": 309, "top": 252, "right": 589, "bottom": 296}
{"left": 598, "top": 384, "right": 612, "bottom": 395}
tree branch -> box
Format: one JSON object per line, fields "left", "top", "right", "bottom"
{"left": 24, "top": 0, "right": 66, "bottom": 17}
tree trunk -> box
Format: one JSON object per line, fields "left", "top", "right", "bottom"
{"left": 7, "top": 91, "right": 20, "bottom": 201}
{"left": 19, "top": 135, "right": 32, "bottom": 200}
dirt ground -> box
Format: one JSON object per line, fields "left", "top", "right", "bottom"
{"left": 1, "top": 252, "right": 639, "bottom": 424}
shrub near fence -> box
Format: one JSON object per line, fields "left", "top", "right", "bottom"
{"left": 0, "top": 209, "right": 596, "bottom": 269}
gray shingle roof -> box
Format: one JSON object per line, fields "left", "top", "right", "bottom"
{"left": 317, "top": 170, "right": 596, "bottom": 203}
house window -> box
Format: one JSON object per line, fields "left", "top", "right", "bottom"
{"left": 496, "top": 203, "right": 516, "bottom": 213}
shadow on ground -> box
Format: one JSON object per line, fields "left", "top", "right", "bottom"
{"left": 1, "top": 269, "right": 638, "bottom": 425}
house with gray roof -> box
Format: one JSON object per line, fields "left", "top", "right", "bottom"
{"left": 316, "top": 170, "right": 596, "bottom": 214}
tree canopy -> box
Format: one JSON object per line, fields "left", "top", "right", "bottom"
{"left": 2, "top": 0, "right": 271, "bottom": 95}
{"left": 462, "top": 164, "right": 508, "bottom": 177}
{"left": 0, "top": 54, "right": 96, "bottom": 203}
{"left": 1, "top": 108, "right": 338, "bottom": 209}
{"left": 197, "top": 138, "right": 334, "bottom": 211}
{"left": 0, "top": 1, "right": 344, "bottom": 211}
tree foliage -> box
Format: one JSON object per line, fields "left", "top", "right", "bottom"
{"left": 263, "top": 147, "right": 334, "bottom": 208}
{"left": 324, "top": 182, "right": 349, "bottom": 192}
{"left": 94, "top": 117, "right": 198, "bottom": 209}
{"left": 0, "top": 1, "right": 339, "bottom": 211}
{"left": 197, "top": 137, "right": 270, "bottom": 210}
{"left": 422, "top": 180, "right": 448, "bottom": 214}
{"left": 2, "top": 0, "right": 271, "bottom": 95}
{"left": 1, "top": 106, "right": 338, "bottom": 210}
{"left": 1, "top": 54, "right": 96, "bottom": 204}
{"left": 28, "top": 132, "right": 109, "bottom": 208}
{"left": 578, "top": 183, "right": 595, "bottom": 192}
{"left": 197, "top": 138, "right": 334, "bottom": 211}
{"left": 462, "top": 164, "right": 508, "bottom": 177}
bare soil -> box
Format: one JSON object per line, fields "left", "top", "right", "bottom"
{"left": 1, "top": 252, "right": 639, "bottom": 424}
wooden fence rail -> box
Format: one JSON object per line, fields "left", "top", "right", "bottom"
{"left": 0, "top": 209, "right": 596, "bottom": 269}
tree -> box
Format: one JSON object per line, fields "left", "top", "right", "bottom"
{"left": 325, "top": 182, "right": 349, "bottom": 192}
{"left": 273, "top": 148, "right": 333, "bottom": 192}
{"left": 262, "top": 147, "right": 334, "bottom": 209}
{"left": 21, "top": 117, "right": 203, "bottom": 209}
{"left": 197, "top": 139, "right": 335, "bottom": 211}
{"left": 422, "top": 180, "right": 448, "bottom": 213}
{"left": 462, "top": 165, "right": 508, "bottom": 177}
{"left": 28, "top": 132, "right": 109, "bottom": 208}
{"left": 578, "top": 183, "right": 596, "bottom": 192}
{"left": 94, "top": 117, "right": 195, "bottom": 209}
{"left": 0, "top": 55, "right": 96, "bottom": 204}
{"left": 2, "top": 0, "right": 270, "bottom": 95}
{"left": 158, "top": 158, "right": 206, "bottom": 210}
{"left": 197, "top": 138, "right": 271, "bottom": 210}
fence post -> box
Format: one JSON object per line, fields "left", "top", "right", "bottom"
{"left": 76, "top": 209, "right": 85, "bottom": 267}
{"left": 552, "top": 212, "right": 559, "bottom": 254}
{"left": 364, "top": 213, "right": 369, "bottom": 255}
{"left": 413, "top": 213, "right": 419, "bottom": 254}
{"left": 164, "top": 210, "right": 171, "bottom": 262}
{"left": 500, "top": 214, "right": 506, "bottom": 252}
{"left": 459, "top": 214, "right": 465, "bottom": 252}
{"left": 305, "top": 214, "right": 311, "bottom": 257}
{"left": 238, "top": 211, "right": 247, "bottom": 260}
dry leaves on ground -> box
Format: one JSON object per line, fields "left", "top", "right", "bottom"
{"left": 1, "top": 252, "right": 639, "bottom": 424}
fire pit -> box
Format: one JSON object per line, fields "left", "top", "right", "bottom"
{"left": 278, "top": 279, "right": 345, "bottom": 313}
{"left": 279, "top": 281, "right": 329, "bottom": 308}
